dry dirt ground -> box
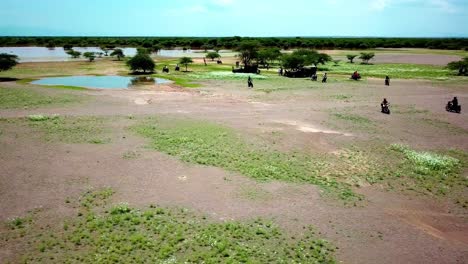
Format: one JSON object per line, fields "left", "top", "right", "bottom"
{"left": 0, "top": 64, "right": 467, "bottom": 263}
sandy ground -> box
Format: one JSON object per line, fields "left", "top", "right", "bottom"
{"left": 1, "top": 75, "right": 467, "bottom": 263}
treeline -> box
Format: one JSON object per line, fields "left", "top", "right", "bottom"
{"left": 0, "top": 37, "right": 467, "bottom": 50}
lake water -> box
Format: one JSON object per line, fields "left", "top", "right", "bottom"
{"left": 0, "top": 47, "right": 208, "bottom": 62}
{"left": 31, "top": 76, "right": 171, "bottom": 89}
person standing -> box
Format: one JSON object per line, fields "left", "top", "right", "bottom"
{"left": 322, "top": 73, "right": 328, "bottom": 83}
{"left": 248, "top": 76, "right": 253, "bottom": 88}
{"left": 385, "top": 76, "right": 390, "bottom": 86}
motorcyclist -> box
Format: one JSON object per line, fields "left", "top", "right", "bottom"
{"left": 381, "top": 98, "right": 389, "bottom": 112}
{"left": 452, "top": 97, "right": 458, "bottom": 107}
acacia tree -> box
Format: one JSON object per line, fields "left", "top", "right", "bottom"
{"left": 100, "top": 46, "right": 110, "bottom": 56}
{"left": 281, "top": 49, "right": 331, "bottom": 71}
{"left": 258, "top": 48, "right": 282, "bottom": 67}
{"left": 83, "top": 52, "right": 96, "bottom": 62}
{"left": 346, "top": 54, "right": 357, "bottom": 63}
{"left": 66, "top": 49, "right": 81, "bottom": 59}
{"left": 359, "top": 52, "right": 375, "bottom": 64}
{"left": 0, "top": 53, "right": 19, "bottom": 72}
{"left": 206, "top": 52, "right": 221, "bottom": 61}
{"left": 127, "top": 54, "right": 155, "bottom": 73}
{"left": 179, "top": 57, "right": 193, "bottom": 72}
{"left": 236, "top": 41, "right": 260, "bottom": 67}
{"left": 110, "top": 49, "right": 125, "bottom": 61}
{"left": 447, "top": 57, "right": 468, "bottom": 76}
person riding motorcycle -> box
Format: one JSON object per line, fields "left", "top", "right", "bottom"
{"left": 452, "top": 97, "right": 458, "bottom": 107}
{"left": 381, "top": 98, "right": 389, "bottom": 112}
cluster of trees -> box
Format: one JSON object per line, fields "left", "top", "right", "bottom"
{"left": 281, "top": 50, "right": 331, "bottom": 70}
{"left": 65, "top": 48, "right": 125, "bottom": 61}
{"left": 0, "top": 37, "right": 467, "bottom": 50}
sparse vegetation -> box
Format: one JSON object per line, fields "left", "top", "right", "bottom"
{"left": 18, "top": 189, "right": 336, "bottom": 263}
{"left": 0, "top": 86, "right": 80, "bottom": 109}
{"left": 132, "top": 118, "right": 361, "bottom": 201}
{"left": 28, "top": 116, "right": 111, "bottom": 144}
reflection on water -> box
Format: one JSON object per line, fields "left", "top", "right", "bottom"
{"left": 31, "top": 75, "right": 171, "bottom": 89}
{"left": 0, "top": 47, "right": 202, "bottom": 62}
{"left": 130, "top": 76, "right": 156, "bottom": 86}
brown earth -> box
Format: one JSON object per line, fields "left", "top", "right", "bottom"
{"left": 0, "top": 75, "right": 467, "bottom": 263}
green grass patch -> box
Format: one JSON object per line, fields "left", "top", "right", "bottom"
{"left": 332, "top": 113, "right": 373, "bottom": 126}
{"left": 391, "top": 144, "right": 459, "bottom": 172}
{"left": 327, "top": 62, "right": 454, "bottom": 80}
{"left": 154, "top": 74, "right": 202, "bottom": 88}
{"left": 28, "top": 116, "right": 111, "bottom": 144}
{"left": 16, "top": 78, "right": 37, "bottom": 84}
{"left": 390, "top": 144, "right": 467, "bottom": 196}
{"left": 0, "top": 86, "right": 81, "bottom": 109}
{"left": 132, "top": 118, "right": 361, "bottom": 201}
{"left": 330, "top": 94, "right": 353, "bottom": 100}
{"left": 20, "top": 189, "right": 336, "bottom": 263}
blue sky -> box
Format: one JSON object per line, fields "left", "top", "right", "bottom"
{"left": 0, "top": 0, "right": 467, "bottom": 37}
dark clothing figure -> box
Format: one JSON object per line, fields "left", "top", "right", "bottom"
{"left": 248, "top": 76, "right": 253, "bottom": 88}
{"left": 279, "top": 67, "right": 283, "bottom": 76}
{"left": 385, "top": 76, "right": 390, "bottom": 86}
{"left": 452, "top": 97, "right": 459, "bottom": 107}
{"left": 175, "top": 64, "right": 180, "bottom": 71}
{"left": 311, "top": 74, "right": 318, "bottom": 81}
{"left": 163, "top": 65, "right": 169, "bottom": 73}
{"left": 322, "top": 73, "right": 328, "bottom": 83}
{"left": 381, "top": 98, "right": 389, "bottom": 112}
{"left": 236, "top": 61, "right": 240, "bottom": 68}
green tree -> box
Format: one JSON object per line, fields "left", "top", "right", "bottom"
{"left": 346, "top": 54, "right": 357, "bottom": 63}
{"left": 151, "top": 45, "right": 162, "bottom": 53}
{"left": 0, "top": 53, "right": 19, "bottom": 72}
{"left": 206, "top": 52, "right": 221, "bottom": 61}
{"left": 137, "top": 47, "right": 150, "bottom": 55}
{"left": 83, "top": 52, "right": 96, "bottom": 62}
{"left": 179, "top": 57, "right": 193, "bottom": 72}
{"left": 100, "top": 46, "right": 110, "bottom": 56}
{"left": 258, "top": 48, "right": 282, "bottom": 66}
{"left": 63, "top": 44, "right": 73, "bottom": 50}
{"left": 110, "top": 49, "right": 125, "bottom": 61}
{"left": 447, "top": 57, "right": 468, "bottom": 75}
{"left": 236, "top": 41, "right": 260, "bottom": 67}
{"left": 359, "top": 52, "right": 375, "bottom": 64}
{"left": 66, "top": 50, "right": 81, "bottom": 59}
{"left": 281, "top": 49, "right": 331, "bottom": 70}
{"left": 127, "top": 54, "right": 155, "bottom": 73}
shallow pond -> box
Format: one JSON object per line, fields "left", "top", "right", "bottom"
{"left": 31, "top": 76, "right": 171, "bottom": 89}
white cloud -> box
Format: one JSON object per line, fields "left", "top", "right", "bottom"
{"left": 370, "top": 0, "right": 391, "bottom": 11}
{"left": 188, "top": 5, "right": 208, "bottom": 13}
{"left": 212, "top": 0, "right": 234, "bottom": 6}
{"left": 430, "top": 0, "right": 456, "bottom": 13}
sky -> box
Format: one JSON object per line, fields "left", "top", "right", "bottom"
{"left": 0, "top": 0, "right": 467, "bottom": 37}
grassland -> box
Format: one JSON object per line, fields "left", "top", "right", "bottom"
{"left": 323, "top": 62, "right": 453, "bottom": 80}
{"left": 132, "top": 117, "right": 381, "bottom": 202}
{"left": 28, "top": 115, "right": 111, "bottom": 144}
{"left": 6, "top": 189, "right": 336, "bottom": 263}
{"left": 0, "top": 86, "right": 82, "bottom": 109}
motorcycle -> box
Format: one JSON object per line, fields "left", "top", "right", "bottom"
{"left": 446, "top": 101, "right": 461, "bottom": 113}
{"left": 381, "top": 103, "right": 390, "bottom": 114}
